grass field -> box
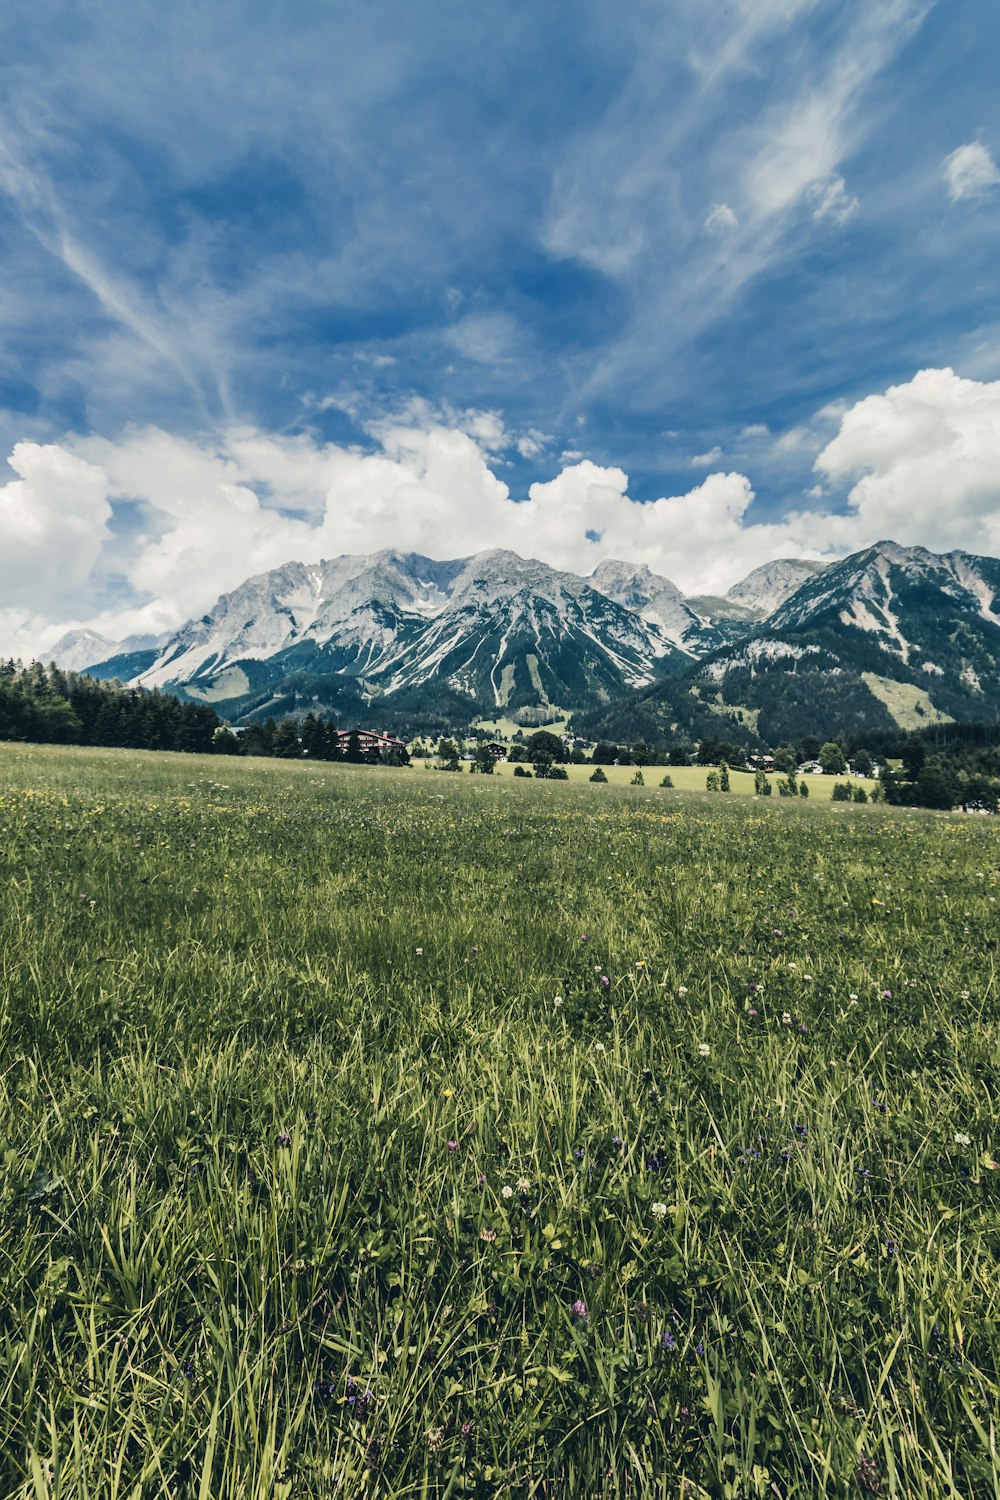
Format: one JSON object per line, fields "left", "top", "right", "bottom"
{"left": 431, "top": 761, "right": 878, "bottom": 798}
{"left": 1, "top": 743, "right": 997, "bottom": 1498}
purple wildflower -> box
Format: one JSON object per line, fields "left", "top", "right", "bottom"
{"left": 447, "top": 1140, "right": 459, "bottom": 1154}
{"left": 571, "top": 1299, "right": 588, "bottom": 1321}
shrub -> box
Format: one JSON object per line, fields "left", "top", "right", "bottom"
{"left": 659, "top": 773, "right": 673, "bottom": 788}
{"left": 630, "top": 769, "right": 645, "bottom": 786}
{"left": 590, "top": 766, "right": 608, "bottom": 783}
{"left": 513, "top": 765, "right": 532, "bottom": 778}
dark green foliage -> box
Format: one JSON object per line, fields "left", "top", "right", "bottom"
{"left": 527, "top": 730, "right": 566, "bottom": 764}
{"left": 0, "top": 660, "right": 220, "bottom": 753}
{"left": 589, "top": 766, "right": 608, "bottom": 783}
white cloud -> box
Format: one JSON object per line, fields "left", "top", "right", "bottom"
{"left": 943, "top": 142, "right": 1000, "bottom": 202}
{"left": 9, "top": 367, "right": 1000, "bottom": 659}
{"left": 807, "top": 175, "right": 859, "bottom": 224}
{"left": 690, "top": 446, "right": 723, "bottom": 466}
{"left": 0, "top": 443, "right": 111, "bottom": 610}
{"left": 814, "top": 366, "right": 1000, "bottom": 554}
{"left": 704, "top": 203, "right": 739, "bottom": 233}
{"left": 740, "top": 423, "right": 769, "bottom": 439}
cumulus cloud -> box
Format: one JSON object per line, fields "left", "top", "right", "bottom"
{"left": 807, "top": 175, "right": 859, "bottom": 224}
{"left": 0, "top": 443, "right": 111, "bottom": 610}
{"left": 814, "top": 366, "right": 1000, "bottom": 554}
{"left": 704, "top": 203, "right": 739, "bottom": 233}
{"left": 690, "top": 446, "right": 723, "bottom": 467}
{"left": 943, "top": 142, "right": 1000, "bottom": 202}
{"left": 9, "top": 367, "right": 1000, "bottom": 659}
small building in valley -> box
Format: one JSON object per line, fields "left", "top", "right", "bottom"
{"left": 334, "top": 728, "right": 407, "bottom": 755}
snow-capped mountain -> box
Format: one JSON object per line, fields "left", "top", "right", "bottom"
{"left": 724, "top": 558, "right": 827, "bottom": 616}
{"left": 62, "top": 540, "right": 998, "bottom": 739}
{"left": 588, "top": 560, "right": 729, "bottom": 651}
{"left": 129, "top": 548, "right": 698, "bottom": 716}
{"left": 47, "top": 627, "right": 167, "bottom": 675}
{"left": 46, "top": 628, "right": 120, "bottom": 673}
{"left": 579, "top": 541, "right": 1000, "bottom": 745}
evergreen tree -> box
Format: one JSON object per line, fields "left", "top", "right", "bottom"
{"left": 273, "top": 718, "right": 302, "bottom": 757}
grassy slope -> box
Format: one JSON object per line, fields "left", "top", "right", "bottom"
{"left": 0, "top": 744, "right": 997, "bottom": 1498}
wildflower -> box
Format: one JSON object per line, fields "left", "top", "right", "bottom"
{"left": 798, "top": 1022, "right": 809, "bottom": 1033}
{"left": 426, "top": 1426, "right": 445, "bottom": 1451}
{"left": 960, "top": 990, "right": 970, "bottom": 1000}
{"left": 447, "top": 1140, "right": 458, "bottom": 1154}
{"left": 651, "top": 1202, "right": 667, "bottom": 1219}
{"left": 460, "top": 1421, "right": 473, "bottom": 1438}
{"left": 788, "top": 962, "right": 797, "bottom": 970}
{"left": 802, "top": 974, "right": 813, "bottom": 982}
{"left": 574, "top": 1146, "right": 585, "bottom": 1161}
{"left": 415, "top": 947, "right": 423, "bottom": 955}
{"left": 885, "top": 1239, "right": 896, "bottom": 1255}
{"left": 594, "top": 1040, "right": 606, "bottom": 1052}
{"left": 782, "top": 1012, "right": 792, "bottom": 1024}
{"left": 748, "top": 1007, "right": 758, "bottom": 1017}
{"left": 599, "top": 975, "right": 610, "bottom": 988}
{"left": 636, "top": 960, "right": 645, "bottom": 968}
{"left": 277, "top": 1130, "right": 291, "bottom": 1148}
{"left": 470, "top": 945, "right": 479, "bottom": 954}
{"left": 678, "top": 985, "right": 688, "bottom": 995}
{"left": 553, "top": 995, "right": 563, "bottom": 1007}
{"left": 849, "top": 992, "right": 859, "bottom": 1000}
{"left": 571, "top": 1299, "right": 588, "bottom": 1321}
{"left": 443, "top": 1088, "right": 454, "bottom": 1098}
{"left": 479, "top": 1227, "right": 496, "bottom": 1242}
{"left": 695, "top": 1341, "right": 705, "bottom": 1356}
{"left": 660, "top": 1329, "right": 676, "bottom": 1351}
{"left": 476, "top": 1173, "right": 486, "bottom": 1184}
{"left": 954, "top": 1132, "right": 971, "bottom": 1146}
{"left": 881, "top": 989, "right": 892, "bottom": 999}
{"left": 698, "top": 1042, "right": 710, "bottom": 1056}
{"left": 516, "top": 1176, "right": 531, "bottom": 1192}
{"left": 501, "top": 1185, "right": 514, "bottom": 1199}
{"left": 612, "top": 1135, "right": 623, "bottom": 1149}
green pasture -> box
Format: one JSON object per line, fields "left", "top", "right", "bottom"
{"left": 433, "top": 758, "right": 876, "bottom": 798}
{"left": 0, "top": 743, "right": 997, "bottom": 1498}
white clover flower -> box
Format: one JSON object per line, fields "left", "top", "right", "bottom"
{"left": 516, "top": 1177, "right": 532, "bottom": 1193}
{"left": 594, "top": 1041, "right": 606, "bottom": 1052}
{"left": 788, "top": 962, "right": 797, "bottom": 970}
{"left": 782, "top": 1012, "right": 792, "bottom": 1025}
{"left": 698, "top": 1043, "right": 710, "bottom": 1056}
{"left": 415, "top": 947, "right": 423, "bottom": 955}
{"left": 849, "top": 993, "right": 859, "bottom": 1001}
{"left": 501, "top": 1185, "right": 514, "bottom": 1199}
{"left": 553, "top": 996, "right": 563, "bottom": 1007}
{"left": 960, "top": 991, "right": 970, "bottom": 1000}
{"left": 954, "top": 1132, "right": 972, "bottom": 1146}
{"left": 651, "top": 1202, "right": 668, "bottom": 1219}
{"left": 802, "top": 974, "right": 813, "bottom": 981}
{"left": 678, "top": 985, "right": 688, "bottom": 995}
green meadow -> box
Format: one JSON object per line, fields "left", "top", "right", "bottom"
{"left": 0, "top": 744, "right": 997, "bottom": 1498}
{"left": 436, "top": 760, "right": 877, "bottom": 797}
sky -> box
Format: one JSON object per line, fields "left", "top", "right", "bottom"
{"left": 1, "top": 0, "right": 999, "bottom": 654}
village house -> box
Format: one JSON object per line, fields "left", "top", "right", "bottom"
{"left": 333, "top": 728, "right": 407, "bottom": 755}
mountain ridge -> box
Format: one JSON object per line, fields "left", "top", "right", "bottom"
{"left": 50, "top": 540, "right": 1000, "bottom": 741}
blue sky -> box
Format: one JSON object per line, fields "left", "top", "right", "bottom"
{"left": 1, "top": 0, "right": 999, "bottom": 647}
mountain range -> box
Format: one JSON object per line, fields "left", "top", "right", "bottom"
{"left": 48, "top": 541, "right": 1000, "bottom": 744}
